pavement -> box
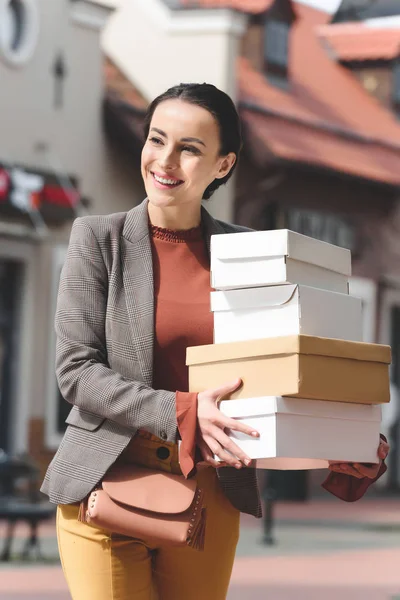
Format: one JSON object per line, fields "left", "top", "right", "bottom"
{"left": 1, "top": 495, "right": 400, "bottom": 600}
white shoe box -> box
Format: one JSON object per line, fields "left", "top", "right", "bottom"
{"left": 211, "top": 284, "right": 363, "bottom": 344}
{"left": 211, "top": 229, "right": 351, "bottom": 293}
{"left": 217, "top": 396, "right": 381, "bottom": 470}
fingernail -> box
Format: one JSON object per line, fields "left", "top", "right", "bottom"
{"left": 244, "top": 459, "right": 251, "bottom": 466}
{"left": 251, "top": 431, "right": 259, "bottom": 437}
{"left": 235, "top": 463, "right": 242, "bottom": 469}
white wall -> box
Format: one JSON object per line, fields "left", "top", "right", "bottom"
{"left": 102, "top": 0, "right": 246, "bottom": 102}
{"left": 0, "top": 0, "right": 143, "bottom": 453}
{"left": 0, "top": 0, "right": 141, "bottom": 216}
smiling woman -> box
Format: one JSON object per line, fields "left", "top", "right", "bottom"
{"left": 43, "top": 82, "right": 255, "bottom": 600}
{"left": 42, "top": 82, "right": 387, "bottom": 600}
{"left": 141, "top": 83, "right": 241, "bottom": 229}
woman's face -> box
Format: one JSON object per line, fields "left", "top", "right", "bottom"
{"left": 141, "top": 99, "right": 235, "bottom": 213}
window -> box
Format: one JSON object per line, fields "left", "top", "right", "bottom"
{"left": 5, "top": 1, "right": 24, "bottom": 51}
{"left": 264, "top": 19, "right": 289, "bottom": 81}
{"left": 0, "top": 0, "right": 39, "bottom": 67}
{"left": 285, "top": 208, "right": 356, "bottom": 253}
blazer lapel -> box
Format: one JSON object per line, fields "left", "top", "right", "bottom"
{"left": 200, "top": 205, "right": 227, "bottom": 257}
{"left": 122, "top": 199, "right": 154, "bottom": 387}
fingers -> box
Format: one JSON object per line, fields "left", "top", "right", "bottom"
{"left": 196, "top": 438, "right": 221, "bottom": 468}
{"left": 328, "top": 463, "right": 355, "bottom": 475}
{"left": 197, "top": 400, "right": 259, "bottom": 441}
{"left": 329, "top": 440, "right": 388, "bottom": 480}
{"left": 203, "top": 434, "right": 246, "bottom": 469}
{"left": 337, "top": 463, "right": 365, "bottom": 478}
{"left": 207, "top": 378, "right": 242, "bottom": 402}
{"left": 378, "top": 440, "right": 389, "bottom": 460}
{"left": 224, "top": 417, "right": 260, "bottom": 439}
{"left": 328, "top": 463, "right": 345, "bottom": 474}
{"left": 352, "top": 462, "right": 380, "bottom": 479}
{"left": 211, "top": 426, "right": 252, "bottom": 467}
{"left": 197, "top": 378, "right": 259, "bottom": 469}
{"left": 329, "top": 462, "right": 379, "bottom": 479}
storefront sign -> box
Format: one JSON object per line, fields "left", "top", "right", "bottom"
{"left": 0, "top": 161, "right": 80, "bottom": 223}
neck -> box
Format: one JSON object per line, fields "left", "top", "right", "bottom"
{"left": 147, "top": 202, "right": 202, "bottom": 230}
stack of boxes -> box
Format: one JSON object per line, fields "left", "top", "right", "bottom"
{"left": 187, "top": 230, "right": 391, "bottom": 470}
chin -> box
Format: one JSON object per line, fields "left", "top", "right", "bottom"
{"left": 147, "top": 190, "right": 179, "bottom": 208}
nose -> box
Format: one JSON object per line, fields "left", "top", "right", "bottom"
{"left": 158, "top": 146, "right": 178, "bottom": 171}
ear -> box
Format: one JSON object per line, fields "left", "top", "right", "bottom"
{"left": 215, "top": 153, "right": 236, "bottom": 180}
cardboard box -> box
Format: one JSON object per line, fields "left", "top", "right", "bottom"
{"left": 211, "top": 284, "right": 363, "bottom": 344}
{"left": 217, "top": 396, "right": 381, "bottom": 469}
{"left": 211, "top": 229, "right": 351, "bottom": 293}
{"left": 187, "top": 335, "right": 391, "bottom": 404}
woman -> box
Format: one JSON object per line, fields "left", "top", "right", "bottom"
{"left": 41, "top": 83, "right": 388, "bottom": 600}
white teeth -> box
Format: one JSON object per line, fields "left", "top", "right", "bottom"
{"left": 153, "top": 174, "right": 180, "bottom": 185}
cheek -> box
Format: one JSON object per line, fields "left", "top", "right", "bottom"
{"left": 184, "top": 157, "right": 216, "bottom": 184}
{"left": 141, "top": 146, "right": 155, "bottom": 172}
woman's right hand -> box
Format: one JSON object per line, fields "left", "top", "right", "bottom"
{"left": 196, "top": 378, "right": 260, "bottom": 469}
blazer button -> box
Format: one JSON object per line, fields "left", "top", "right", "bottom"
{"left": 156, "top": 446, "right": 170, "bottom": 460}
{"left": 160, "top": 430, "right": 167, "bottom": 440}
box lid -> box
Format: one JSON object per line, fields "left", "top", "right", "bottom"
{"left": 219, "top": 396, "right": 382, "bottom": 422}
{"left": 186, "top": 334, "right": 391, "bottom": 366}
{"left": 211, "top": 229, "right": 352, "bottom": 276}
{"left": 211, "top": 285, "right": 299, "bottom": 312}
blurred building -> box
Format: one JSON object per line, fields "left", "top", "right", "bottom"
{"left": 0, "top": 0, "right": 143, "bottom": 466}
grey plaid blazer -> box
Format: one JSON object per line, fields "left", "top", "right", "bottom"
{"left": 41, "top": 198, "right": 261, "bottom": 518}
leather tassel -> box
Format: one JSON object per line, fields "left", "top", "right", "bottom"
{"left": 77, "top": 499, "right": 87, "bottom": 523}
{"left": 190, "top": 507, "right": 207, "bottom": 552}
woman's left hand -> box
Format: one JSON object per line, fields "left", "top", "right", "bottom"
{"left": 328, "top": 438, "right": 389, "bottom": 480}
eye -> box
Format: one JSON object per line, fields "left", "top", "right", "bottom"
{"left": 182, "top": 145, "right": 201, "bottom": 155}
{"left": 149, "top": 136, "right": 163, "bottom": 145}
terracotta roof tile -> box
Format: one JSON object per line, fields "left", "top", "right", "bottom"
{"left": 318, "top": 23, "right": 400, "bottom": 62}
{"left": 239, "top": 3, "right": 400, "bottom": 185}
{"left": 243, "top": 109, "right": 400, "bottom": 186}
{"left": 176, "top": 0, "right": 275, "bottom": 13}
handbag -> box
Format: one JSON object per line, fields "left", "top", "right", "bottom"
{"left": 78, "top": 462, "right": 206, "bottom": 551}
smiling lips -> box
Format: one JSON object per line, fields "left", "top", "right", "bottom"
{"left": 151, "top": 172, "right": 183, "bottom": 189}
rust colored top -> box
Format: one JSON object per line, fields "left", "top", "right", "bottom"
{"left": 150, "top": 223, "right": 213, "bottom": 477}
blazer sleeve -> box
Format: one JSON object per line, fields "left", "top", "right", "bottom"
{"left": 55, "top": 217, "right": 177, "bottom": 442}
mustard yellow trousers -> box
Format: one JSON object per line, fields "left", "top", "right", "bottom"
{"left": 56, "top": 431, "right": 240, "bottom": 600}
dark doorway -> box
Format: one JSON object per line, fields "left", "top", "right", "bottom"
{"left": 0, "top": 260, "right": 22, "bottom": 453}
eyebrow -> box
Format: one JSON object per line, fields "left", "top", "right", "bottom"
{"left": 150, "top": 127, "right": 206, "bottom": 147}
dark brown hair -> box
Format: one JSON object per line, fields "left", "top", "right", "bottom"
{"left": 143, "top": 83, "right": 242, "bottom": 200}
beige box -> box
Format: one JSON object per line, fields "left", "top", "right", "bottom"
{"left": 187, "top": 335, "right": 391, "bottom": 405}
{"left": 211, "top": 229, "right": 351, "bottom": 293}
{"left": 217, "top": 396, "right": 382, "bottom": 470}
{"left": 211, "top": 284, "right": 363, "bottom": 344}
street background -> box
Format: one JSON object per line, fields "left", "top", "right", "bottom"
{"left": 2, "top": 0, "right": 400, "bottom": 597}
{"left": 2, "top": 496, "right": 400, "bottom": 600}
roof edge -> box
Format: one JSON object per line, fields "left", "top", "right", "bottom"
{"left": 240, "top": 100, "right": 400, "bottom": 152}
